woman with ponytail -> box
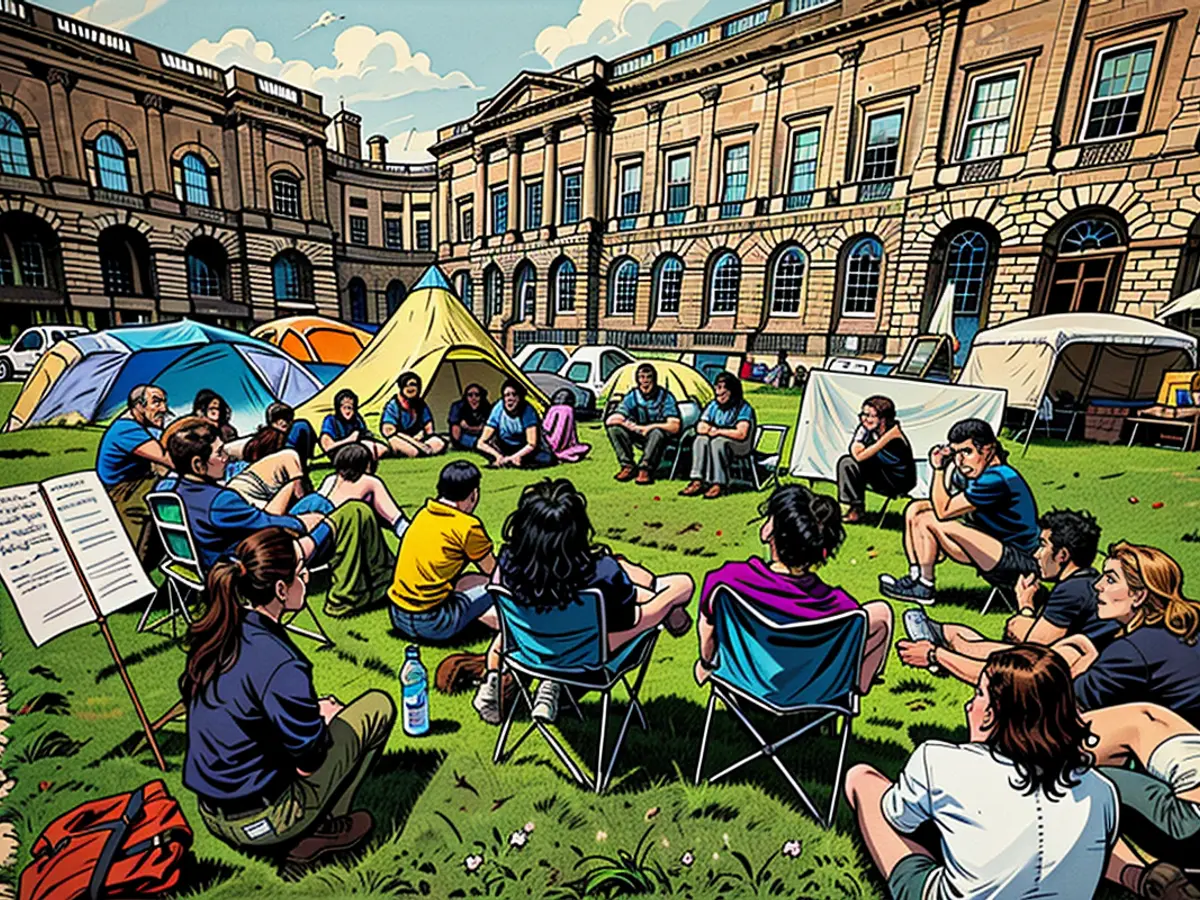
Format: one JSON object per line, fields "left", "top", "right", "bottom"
{"left": 182, "top": 527, "right": 395, "bottom": 868}
{"left": 695, "top": 484, "right": 893, "bottom": 695}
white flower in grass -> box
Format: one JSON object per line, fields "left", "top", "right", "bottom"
{"left": 596, "top": 830, "right": 608, "bottom": 842}
{"left": 464, "top": 854, "right": 484, "bottom": 873}
{"left": 722, "top": 832, "right": 730, "bottom": 847}
{"left": 712, "top": 852, "right": 720, "bottom": 861}
{"left": 782, "top": 839, "right": 803, "bottom": 858}
{"left": 523, "top": 821, "right": 536, "bottom": 833}
{"left": 509, "top": 830, "right": 528, "bottom": 849}
{"left": 680, "top": 851, "right": 694, "bottom": 867}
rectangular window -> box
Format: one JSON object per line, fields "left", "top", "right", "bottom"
{"left": 561, "top": 170, "right": 582, "bottom": 224}
{"left": 415, "top": 220, "right": 431, "bottom": 250}
{"left": 384, "top": 218, "right": 403, "bottom": 250}
{"left": 961, "top": 72, "right": 1019, "bottom": 160}
{"left": 1083, "top": 44, "right": 1154, "bottom": 141}
{"left": 860, "top": 111, "right": 903, "bottom": 200}
{"left": 349, "top": 196, "right": 368, "bottom": 209}
{"left": 720, "top": 143, "right": 750, "bottom": 219}
{"left": 787, "top": 127, "right": 819, "bottom": 210}
{"left": 613, "top": 51, "right": 653, "bottom": 77}
{"left": 666, "top": 153, "right": 691, "bottom": 225}
{"left": 525, "top": 180, "right": 543, "bottom": 231}
{"left": 272, "top": 177, "right": 300, "bottom": 218}
{"left": 349, "top": 215, "right": 369, "bottom": 246}
{"left": 458, "top": 202, "right": 474, "bottom": 242}
{"left": 668, "top": 30, "right": 708, "bottom": 57}
{"left": 722, "top": 9, "right": 767, "bottom": 38}
{"left": 619, "top": 162, "right": 642, "bottom": 231}
{"left": 491, "top": 188, "right": 508, "bottom": 235}
{"left": 786, "top": 0, "right": 835, "bottom": 13}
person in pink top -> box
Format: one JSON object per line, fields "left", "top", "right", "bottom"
{"left": 542, "top": 389, "right": 590, "bottom": 463}
{"left": 694, "top": 484, "right": 893, "bottom": 695}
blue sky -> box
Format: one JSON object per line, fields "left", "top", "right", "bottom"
{"left": 34, "top": 0, "right": 754, "bottom": 160}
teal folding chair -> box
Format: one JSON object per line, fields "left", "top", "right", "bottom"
{"left": 491, "top": 584, "right": 659, "bottom": 793}
{"left": 694, "top": 586, "right": 867, "bottom": 827}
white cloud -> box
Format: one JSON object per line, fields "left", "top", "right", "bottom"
{"left": 387, "top": 129, "right": 438, "bottom": 164}
{"left": 187, "top": 25, "right": 477, "bottom": 103}
{"left": 73, "top": 0, "right": 168, "bottom": 30}
{"left": 535, "top": 0, "right": 707, "bottom": 67}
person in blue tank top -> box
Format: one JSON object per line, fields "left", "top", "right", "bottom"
{"left": 881, "top": 418, "right": 1038, "bottom": 605}
{"left": 380, "top": 372, "right": 446, "bottom": 458}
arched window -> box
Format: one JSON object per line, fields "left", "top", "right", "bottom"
{"left": 272, "top": 251, "right": 312, "bottom": 303}
{"left": 453, "top": 271, "right": 474, "bottom": 314}
{"left": 99, "top": 226, "right": 152, "bottom": 296}
{"left": 0, "top": 111, "right": 31, "bottom": 177}
{"left": 938, "top": 228, "right": 994, "bottom": 360}
{"left": 386, "top": 280, "right": 406, "bottom": 316}
{"left": 186, "top": 237, "right": 226, "bottom": 298}
{"left": 94, "top": 133, "right": 131, "bottom": 193}
{"left": 177, "top": 153, "right": 213, "bottom": 207}
{"left": 552, "top": 258, "right": 576, "bottom": 313}
{"left": 1043, "top": 212, "right": 1126, "bottom": 315}
{"left": 842, "top": 237, "right": 883, "bottom": 317}
{"left": 484, "top": 265, "right": 503, "bottom": 320}
{"left": 653, "top": 255, "right": 683, "bottom": 316}
{"left": 610, "top": 258, "right": 639, "bottom": 316}
{"left": 348, "top": 278, "right": 368, "bottom": 322}
{"left": 709, "top": 251, "right": 741, "bottom": 316}
{"left": 271, "top": 172, "right": 301, "bottom": 219}
{"left": 770, "top": 246, "right": 807, "bottom": 316}
{"left": 514, "top": 262, "right": 536, "bottom": 321}
{"left": 0, "top": 214, "right": 60, "bottom": 292}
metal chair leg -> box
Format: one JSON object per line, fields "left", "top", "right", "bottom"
{"left": 875, "top": 496, "right": 892, "bottom": 529}
{"left": 826, "top": 717, "right": 852, "bottom": 828}
{"left": 694, "top": 690, "right": 718, "bottom": 785}
{"left": 595, "top": 692, "right": 610, "bottom": 794}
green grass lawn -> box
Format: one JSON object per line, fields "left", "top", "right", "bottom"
{"left": 2, "top": 382, "right": 1195, "bottom": 898}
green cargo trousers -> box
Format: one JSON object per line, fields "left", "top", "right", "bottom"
{"left": 321, "top": 500, "right": 395, "bottom": 617}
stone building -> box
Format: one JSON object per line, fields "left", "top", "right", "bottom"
{"left": 0, "top": 0, "right": 433, "bottom": 337}
{"left": 431, "top": 0, "right": 1200, "bottom": 362}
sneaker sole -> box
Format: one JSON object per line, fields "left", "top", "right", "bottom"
{"left": 880, "top": 583, "right": 936, "bottom": 606}
{"left": 531, "top": 705, "right": 558, "bottom": 723}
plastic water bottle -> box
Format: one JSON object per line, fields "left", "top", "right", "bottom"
{"left": 400, "top": 645, "right": 429, "bottom": 737}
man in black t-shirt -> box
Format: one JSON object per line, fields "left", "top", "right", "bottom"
{"left": 897, "top": 509, "right": 1115, "bottom": 686}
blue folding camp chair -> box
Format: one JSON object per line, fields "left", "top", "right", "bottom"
{"left": 491, "top": 584, "right": 660, "bottom": 794}
{"left": 694, "top": 586, "right": 867, "bottom": 827}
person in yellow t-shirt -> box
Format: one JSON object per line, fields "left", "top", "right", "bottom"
{"left": 388, "top": 461, "right": 498, "bottom": 643}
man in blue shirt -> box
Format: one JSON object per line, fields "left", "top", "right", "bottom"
{"left": 96, "top": 384, "right": 172, "bottom": 562}
{"left": 681, "top": 371, "right": 756, "bottom": 499}
{"left": 881, "top": 418, "right": 1038, "bottom": 604}
{"left": 379, "top": 373, "right": 446, "bottom": 458}
{"left": 604, "top": 363, "right": 681, "bottom": 485}
{"left": 165, "top": 419, "right": 394, "bottom": 616}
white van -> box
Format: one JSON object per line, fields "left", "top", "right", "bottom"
{"left": 0, "top": 325, "right": 89, "bottom": 380}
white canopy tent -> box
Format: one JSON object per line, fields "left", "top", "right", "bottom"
{"left": 957, "top": 313, "right": 1197, "bottom": 449}
{"left": 788, "top": 369, "right": 1007, "bottom": 498}
{"left": 1154, "top": 287, "right": 1200, "bottom": 325}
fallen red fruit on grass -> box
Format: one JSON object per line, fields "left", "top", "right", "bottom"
{"left": 38, "top": 781, "right": 51, "bottom": 792}
{"left": 1129, "top": 496, "right": 1140, "bottom": 504}
{"left": 1153, "top": 502, "right": 1164, "bottom": 509}
{"left": 653, "top": 496, "right": 661, "bottom": 501}
{"left": 716, "top": 530, "right": 723, "bottom": 537}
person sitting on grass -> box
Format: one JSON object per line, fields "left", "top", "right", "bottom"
{"left": 290, "top": 443, "right": 409, "bottom": 540}
{"left": 543, "top": 388, "right": 590, "bottom": 463}
{"left": 473, "top": 478, "right": 694, "bottom": 726}
{"left": 165, "top": 419, "right": 393, "bottom": 617}
{"left": 97, "top": 383, "right": 173, "bottom": 563}
{"left": 604, "top": 363, "right": 681, "bottom": 486}
{"left": 694, "top": 484, "right": 892, "bottom": 696}
{"left": 765, "top": 349, "right": 792, "bottom": 389}
{"left": 845, "top": 644, "right": 1117, "bottom": 900}
{"left": 181, "top": 526, "right": 395, "bottom": 870}
{"left": 879, "top": 417, "right": 1038, "bottom": 605}
{"left": 381, "top": 372, "right": 446, "bottom": 458}
{"left": 388, "top": 460, "right": 498, "bottom": 646}
{"left": 680, "top": 371, "right": 755, "bottom": 500}
{"left": 448, "top": 384, "right": 491, "bottom": 451}
{"left": 193, "top": 389, "right": 238, "bottom": 442}
{"left": 225, "top": 446, "right": 310, "bottom": 515}
{"left": 240, "top": 402, "right": 318, "bottom": 465}
{"left": 477, "top": 378, "right": 555, "bottom": 469}
{"left": 1086, "top": 703, "right": 1200, "bottom": 900}
{"left": 836, "top": 395, "right": 916, "bottom": 524}
{"left": 899, "top": 509, "right": 1116, "bottom": 685}
{"left": 319, "top": 388, "right": 388, "bottom": 461}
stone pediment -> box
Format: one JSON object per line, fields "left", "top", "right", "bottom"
{"left": 473, "top": 72, "right": 581, "bottom": 125}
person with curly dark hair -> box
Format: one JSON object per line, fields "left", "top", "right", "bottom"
{"left": 472, "top": 478, "right": 693, "bottom": 725}
{"left": 845, "top": 645, "right": 1118, "bottom": 900}
{"left": 693, "top": 483, "right": 892, "bottom": 695}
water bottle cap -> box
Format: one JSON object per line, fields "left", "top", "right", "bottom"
{"left": 405, "top": 645, "right": 420, "bottom": 658}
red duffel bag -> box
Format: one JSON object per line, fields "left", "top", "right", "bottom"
{"left": 19, "top": 780, "right": 193, "bottom": 900}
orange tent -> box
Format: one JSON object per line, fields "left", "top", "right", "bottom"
{"left": 251, "top": 316, "right": 371, "bottom": 366}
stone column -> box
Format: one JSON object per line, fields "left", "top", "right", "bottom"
{"left": 911, "top": 12, "right": 963, "bottom": 190}
{"left": 1023, "top": 0, "right": 1087, "bottom": 173}
{"left": 541, "top": 124, "right": 558, "bottom": 239}
{"left": 140, "top": 93, "right": 171, "bottom": 196}
{"left": 644, "top": 101, "right": 666, "bottom": 217}
{"left": 505, "top": 135, "right": 521, "bottom": 236}
{"left": 580, "top": 111, "right": 602, "bottom": 223}
{"left": 45, "top": 68, "right": 80, "bottom": 181}
{"left": 832, "top": 42, "right": 864, "bottom": 195}
{"left": 696, "top": 85, "right": 722, "bottom": 209}
{"left": 756, "top": 66, "right": 785, "bottom": 200}
{"left": 473, "top": 145, "right": 487, "bottom": 239}
{"left": 306, "top": 141, "right": 328, "bottom": 223}
{"left": 437, "top": 164, "right": 452, "bottom": 248}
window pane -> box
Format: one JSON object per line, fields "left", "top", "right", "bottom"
{"left": 350, "top": 215, "right": 369, "bottom": 246}
{"left": 621, "top": 164, "right": 642, "bottom": 217}
{"left": 96, "top": 134, "right": 130, "bottom": 192}
{"left": 556, "top": 260, "right": 576, "bottom": 312}
{"left": 492, "top": 189, "right": 508, "bottom": 235}
{"left": 710, "top": 253, "right": 741, "bottom": 315}
{"left": 721, "top": 144, "right": 750, "bottom": 217}
{"left": 385, "top": 218, "right": 403, "bottom": 249}
{"left": 525, "top": 181, "right": 543, "bottom": 230}
{"left": 485, "top": 269, "right": 503, "bottom": 318}
{"left": 188, "top": 251, "right": 222, "bottom": 297}
{"left": 962, "top": 74, "right": 1017, "bottom": 160}
{"left": 862, "top": 112, "right": 902, "bottom": 182}
{"left": 656, "top": 257, "right": 683, "bottom": 315}
{"left": 182, "top": 155, "right": 211, "bottom": 206}
{"left": 789, "top": 128, "right": 819, "bottom": 199}
{"left": 843, "top": 238, "right": 883, "bottom": 315}
{"left": 0, "top": 112, "right": 30, "bottom": 177}
{"left": 272, "top": 175, "right": 300, "bottom": 218}
{"left": 667, "top": 155, "right": 691, "bottom": 214}
{"left": 944, "top": 231, "right": 991, "bottom": 315}
{"left": 416, "top": 221, "right": 431, "bottom": 250}
{"left": 516, "top": 267, "right": 535, "bottom": 319}
{"left": 771, "top": 247, "right": 807, "bottom": 315}
{"left": 460, "top": 208, "right": 474, "bottom": 241}
{"left": 1060, "top": 218, "right": 1122, "bottom": 252}
{"left": 611, "top": 260, "right": 638, "bottom": 315}
{"left": 561, "top": 172, "right": 581, "bottom": 224}
{"left": 273, "top": 256, "right": 300, "bottom": 300}
{"left": 1085, "top": 46, "right": 1154, "bottom": 140}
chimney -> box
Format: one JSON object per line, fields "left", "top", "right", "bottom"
{"left": 332, "top": 108, "right": 363, "bottom": 160}
{"left": 366, "top": 134, "right": 388, "bottom": 164}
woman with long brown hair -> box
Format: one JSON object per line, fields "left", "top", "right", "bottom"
{"left": 181, "top": 527, "right": 394, "bottom": 869}
{"left": 846, "top": 645, "right": 1117, "bottom": 900}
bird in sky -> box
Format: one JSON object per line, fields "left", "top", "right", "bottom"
{"left": 295, "top": 10, "right": 345, "bottom": 40}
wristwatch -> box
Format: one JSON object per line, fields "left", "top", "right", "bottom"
{"left": 927, "top": 646, "right": 938, "bottom": 668}
{"left": 1018, "top": 607, "right": 1035, "bottom": 618}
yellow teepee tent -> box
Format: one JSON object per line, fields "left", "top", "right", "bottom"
{"left": 297, "top": 266, "right": 547, "bottom": 423}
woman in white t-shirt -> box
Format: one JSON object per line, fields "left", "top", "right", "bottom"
{"left": 845, "top": 644, "right": 1118, "bottom": 900}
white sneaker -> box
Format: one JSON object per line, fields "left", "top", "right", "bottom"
{"left": 531, "top": 680, "right": 561, "bottom": 723}
{"left": 472, "top": 671, "right": 502, "bottom": 725}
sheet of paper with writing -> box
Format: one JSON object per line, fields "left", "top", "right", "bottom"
{"left": 42, "top": 471, "right": 155, "bottom": 619}
{"left": 0, "top": 483, "right": 90, "bottom": 647}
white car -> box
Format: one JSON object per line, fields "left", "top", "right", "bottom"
{"left": 561, "top": 345, "right": 634, "bottom": 397}
{"left": 0, "top": 325, "right": 89, "bottom": 380}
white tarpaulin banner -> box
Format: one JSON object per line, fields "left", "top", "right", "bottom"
{"left": 788, "top": 370, "right": 1008, "bottom": 498}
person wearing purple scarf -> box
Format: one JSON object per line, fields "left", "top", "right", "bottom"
{"left": 694, "top": 484, "right": 894, "bottom": 695}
